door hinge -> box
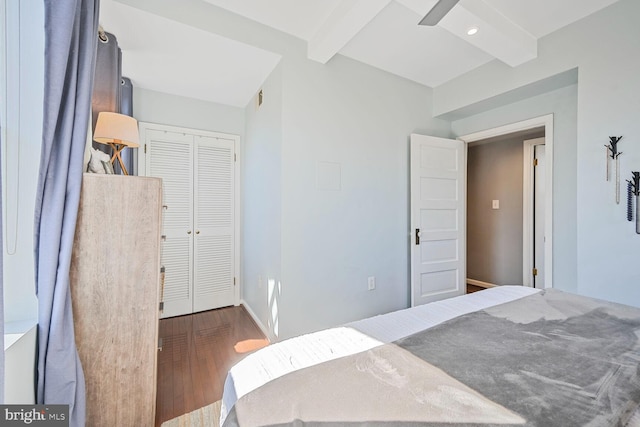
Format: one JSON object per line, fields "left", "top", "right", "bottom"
{"left": 144, "top": 143, "right": 147, "bottom": 154}
{"left": 533, "top": 158, "right": 538, "bottom": 166}
{"left": 233, "top": 277, "right": 236, "bottom": 286}
{"left": 532, "top": 268, "right": 538, "bottom": 276}
{"left": 415, "top": 228, "right": 420, "bottom": 245}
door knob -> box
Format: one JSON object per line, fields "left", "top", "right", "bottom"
{"left": 196, "top": 230, "right": 200, "bottom": 235}
{"left": 187, "top": 230, "right": 192, "bottom": 235}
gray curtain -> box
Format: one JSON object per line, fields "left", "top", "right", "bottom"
{"left": 120, "top": 77, "right": 136, "bottom": 174}
{"left": 91, "top": 31, "right": 121, "bottom": 132}
{"left": 91, "top": 32, "right": 137, "bottom": 175}
{"left": 34, "top": 1, "right": 100, "bottom": 425}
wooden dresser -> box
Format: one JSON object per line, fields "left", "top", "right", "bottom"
{"left": 70, "top": 174, "right": 162, "bottom": 426}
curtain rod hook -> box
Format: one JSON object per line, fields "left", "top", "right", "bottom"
{"left": 98, "top": 25, "right": 109, "bottom": 43}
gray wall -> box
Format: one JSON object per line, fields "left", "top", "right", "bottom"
{"left": 27, "top": 0, "right": 635, "bottom": 340}
{"left": 467, "top": 140, "right": 524, "bottom": 285}
{"left": 453, "top": 84, "right": 578, "bottom": 293}
{"left": 242, "top": 64, "right": 283, "bottom": 340}
{"left": 278, "top": 53, "right": 450, "bottom": 338}
{"left": 444, "top": 0, "right": 640, "bottom": 303}
{"left": 123, "top": 0, "right": 451, "bottom": 339}
{"left": 133, "top": 87, "right": 245, "bottom": 136}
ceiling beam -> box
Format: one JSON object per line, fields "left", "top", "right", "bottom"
{"left": 440, "top": 0, "right": 537, "bottom": 66}
{"left": 399, "top": 0, "right": 537, "bottom": 67}
{"left": 308, "top": 0, "right": 392, "bottom": 64}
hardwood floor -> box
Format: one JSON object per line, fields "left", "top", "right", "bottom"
{"left": 157, "top": 288, "right": 486, "bottom": 424}
{"left": 466, "top": 283, "right": 486, "bottom": 293}
{"left": 155, "top": 306, "right": 269, "bottom": 426}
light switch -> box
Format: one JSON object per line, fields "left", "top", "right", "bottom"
{"left": 492, "top": 200, "right": 500, "bottom": 209}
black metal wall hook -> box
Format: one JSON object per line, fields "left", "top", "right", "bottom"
{"left": 629, "top": 171, "right": 640, "bottom": 197}
{"left": 606, "top": 136, "right": 624, "bottom": 202}
{"left": 628, "top": 181, "right": 634, "bottom": 222}
{"left": 606, "top": 136, "right": 623, "bottom": 159}
{"left": 627, "top": 171, "right": 640, "bottom": 234}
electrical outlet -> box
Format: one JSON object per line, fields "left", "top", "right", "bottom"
{"left": 368, "top": 276, "right": 376, "bottom": 291}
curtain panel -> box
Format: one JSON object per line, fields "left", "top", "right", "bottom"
{"left": 1, "top": 124, "right": 4, "bottom": 404}
{"left": 34, "top": 1, "right": 100, "bottom": 425}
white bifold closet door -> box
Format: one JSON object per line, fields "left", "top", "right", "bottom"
{"left": 148, "top": 130, "right": 194, "bottom": 317}
{"left": 193, "top": 136, "right": 235, "bottom": 312}
{"left": 144, "top": 127, "right": 237, "bottom": 318}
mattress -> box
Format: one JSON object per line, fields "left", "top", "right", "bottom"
{"left": 220, "top": 285, "right": 540, "bottom": 424}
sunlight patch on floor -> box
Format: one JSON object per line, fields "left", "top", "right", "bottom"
{"left": 234, "top": 338, "right": 270, "bottom": 354}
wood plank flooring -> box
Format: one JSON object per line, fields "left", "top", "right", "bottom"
{"left": 466, "top": 283, "right": 486, "bottom": 293}
{"left": 157, "top": 288, "right": 485, "bottom": 425}
{"left": 155, "top": 306, "right": 269, "bottom": 426}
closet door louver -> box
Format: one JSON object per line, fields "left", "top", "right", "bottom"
{"left": 147, "top": 130, "right": 194, "bottom": 318}
{"left": 142, "top": 124, "right": 238, "bottom": 318}
{"left": 193, "top": 136, "right": 236, "bottom": 311}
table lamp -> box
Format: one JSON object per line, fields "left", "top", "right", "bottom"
{"left": 93, "top": 111, "right": 140, "bottom": 175}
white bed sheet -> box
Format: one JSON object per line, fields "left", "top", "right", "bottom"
{"left": 220, "top": 285, "right": 540, "bottom": 425}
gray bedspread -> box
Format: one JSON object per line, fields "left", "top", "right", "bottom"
{"left": 224, "top": 290, "right": 640, "bottom": 426}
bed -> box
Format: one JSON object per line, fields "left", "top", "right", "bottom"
{"left": 220, "top": 286, "right": 640, "bottom": 426}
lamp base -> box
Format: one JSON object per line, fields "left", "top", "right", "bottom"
{"left": 109, "top": 142, "right": 130, "bottom": 175}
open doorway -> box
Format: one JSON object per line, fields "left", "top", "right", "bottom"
{"left": 460, "top": 115, "right": 553, "bottom": 291}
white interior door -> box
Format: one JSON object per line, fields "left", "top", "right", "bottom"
{"left": 146, "top": 130, "right": 194, "bottom": 318}
{"left": 534, "top": 145, "right": 546, "bottom": 289}
{"left": 410, "top": 134, "right": 466, "bottom": 306}
{"left": 193, "top": 136, "right": 236, "bottom": 312}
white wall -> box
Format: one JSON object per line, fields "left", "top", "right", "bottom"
{"left": 114, "top": 0, "right": 640, "bottom": 332}
{"left": 1, "top": 0, "right": 42, "bottom": 324}
{"left": 133, "top": 87, "right": 245, "bottom": 136}
{"left": 452, "top": 84, "right": 578, "bottom": 293}
{"left": 115, "top": 0, "right": 454, "bottom": 340}
{"left": 442, "top": 0, "right": 640, "bottom": 304}
{"left": 242, "top": 64, "right": 283, "bottom": 340}
{"left": 235, "top": 35, "right": 453, "bottom": 339}
{"left": 278, "top": 52, "right": 450, "bottom": 339}
{"left": 4, "top": 324, "right": 37, "bottom": 403}
{"left": 123, "top": 0, "right": 452, "bottom": 338}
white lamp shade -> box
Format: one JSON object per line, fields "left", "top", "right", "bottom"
{"left": 93, "top": 112, "right": 140, "bottom": 148}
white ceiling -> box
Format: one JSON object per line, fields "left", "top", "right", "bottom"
{"left": 339, "top": 1, "right": 494, "bottom": 88}
{"left": 99, "top": 1, "right": 282, "bottom": 107}
{"left": 196, "top": 0, "right": 344, "bottom": 41}
{"left": 100, "top": 0, "right": 619, "bottom": 107}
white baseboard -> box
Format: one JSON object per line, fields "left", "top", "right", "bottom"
{"left": 240, "top": 299, "right": 274, "bottom": 343}
{"left": 466, "top": 278, "right": 497, "bottom": 289}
